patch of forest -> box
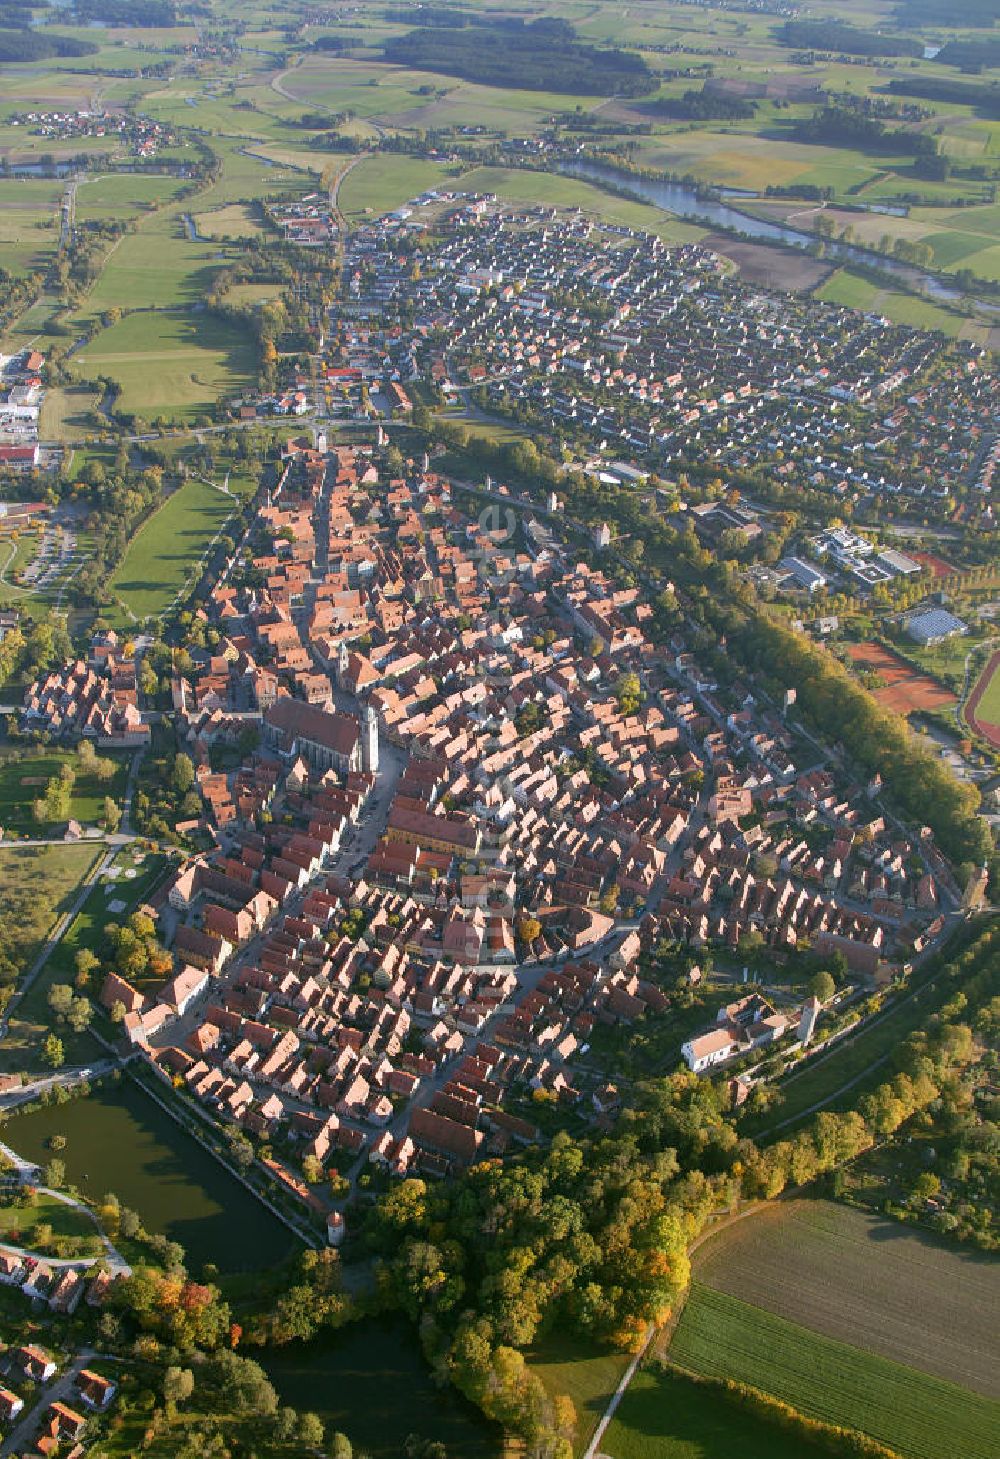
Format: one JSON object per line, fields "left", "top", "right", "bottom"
{"left": 777, "top": 19, "right": 923, "bottom": 58}
{"left": 382, "top": 18, "right": 657, "bottom": 97}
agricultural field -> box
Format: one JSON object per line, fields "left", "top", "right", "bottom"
{"left": 815, "top": 268, "right": 989, "bottom": 340}
{"left": 73, "top": 172, "right": 186, "bottom": 225}
{"left": 275, "top": 53, "right": 607, "bottom": 136}
{"left": 691, "top": 1200, "right": 1000, "bottom": 1400}
{"left": 224, "top": 281, "right": 285, "bottom": 307}
{"left": 191, "top": 202, "right": 267, "bottom": 239}
{"left": 669, "top": 1282, "right": 998, "bottom": 1459}
{"left": 69, "top": 224, "right": 233, "bottom": 324}
{"left": 453, "top": 166, "right": 707, "bottom": 244}
{"left": 0, "top": 177, "right": 62, "bottom": 277}
{"left": 337, "top": 154, "right": 452, "bottom": 222}
{"left": 602, "top": 1364, "right": 819, "bottom": 1459}
{"left": 845, "top": 640, "right": 956, "bottom": 715}
{"left": 71, "top": 308, "right": 256, "bottom": 424}
{"left": 37, "top": 382, "right": 99, "bottom": 443}
{"left": 0, "top": 293, "right": 66, "bottom": 357}
{"left": 108, "top": 476, "right": 237, "bottom": 623}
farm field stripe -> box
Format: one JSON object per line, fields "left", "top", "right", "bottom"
{"left": 669, "top": 1284, "right": 1000, "bottom": 1459}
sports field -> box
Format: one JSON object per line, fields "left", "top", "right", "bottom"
{"left": 109, "top": 477, "right": 235, "bottom": 623}
{"left": 846, "top": 640, "right": 956, "bottom": 715}
{"left": 965, "top": 649, "right": 1000, "bottom": 749}
{"left": 691, "top": 1200, "right": 1000, "bottom": 1398}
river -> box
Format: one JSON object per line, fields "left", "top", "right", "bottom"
{"left": 561, "top": 158, "right": 964, "bottom": 302}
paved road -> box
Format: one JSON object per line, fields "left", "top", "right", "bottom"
{"left": 581, "top": 1330, "right": 655, "bottom": 1459}
{"left": 0, "top": 1349, "right": 97, "bottom": 1459}
{"left": 0, "top": 833, "right": 135, "bottom": 850}
{"left": 0, "top": 1062, "right": 116, "bottom": 1110}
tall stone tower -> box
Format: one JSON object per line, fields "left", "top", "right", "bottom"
{"left": 361, "top": 703, "right": 379, "bottom": 775}
{"left": 337, "top": 638, "right": 350, "bottom": 690}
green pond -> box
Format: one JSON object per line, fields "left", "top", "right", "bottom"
{"left": 8, "top": 1085, "right": 503, "bottom": 1453}
{"left": 5, "top": 1080, "right": 296, "bottom": 1273}
{"left": 263, "top": 1319, "right": 501, "bottom": 1458}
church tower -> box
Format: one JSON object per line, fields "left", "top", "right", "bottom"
{"left": 361, "top": 704, "right": 379, "bottom": 775}
{"left": 337, "top": 638, "right": 349, "bottom": 690}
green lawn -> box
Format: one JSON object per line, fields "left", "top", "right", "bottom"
{"left": 0, "top": 749, "right": 127, "bottom": 836}
{"left": 603, "top": 1364, "right": 820, "bottom": 1459}
{"left": 45, "top": 845, "right": 173, "bottom": 996}
{"left": 530, "top": 1333, "right": 630, "bottom": 1456}
{"left": 0, "top": 1190, "right": 103, "bottom": 1260}
{"left": 0, "top": 528, "right": 41, "bottom": 588}
{"left": 72, "top": 308, "right": 256, "bottom": 424}
{"left": 669, "top": 1285, "right": 998, "bottom": 1459}
{"left": 109, "top": 476, "right": 236, "bottom": 622}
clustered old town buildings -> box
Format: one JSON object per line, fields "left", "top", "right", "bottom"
{"left": 7, "top": 195, "right": 989, "bottom": 1247}
{"left": 27, "top": 433, "right": 951, "bottom": 1213}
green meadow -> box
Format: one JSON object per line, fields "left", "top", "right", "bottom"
{"left": 109, "top": 476, "right": 236, "bottom": 622}
{"left": 669, "top": 1284, "right": 999, "bottom": 1459}
{"left": 72, "top": 309, "right": 256, "bottom": 423}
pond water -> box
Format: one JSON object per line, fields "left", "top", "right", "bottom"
{"left": 263, "top": 1319, "right": 502, "bottom": 1459}
{"left": 6, "top": 1079, "right": 296, "bottom": 1273}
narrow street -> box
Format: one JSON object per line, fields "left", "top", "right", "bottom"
{"left": 0, "top": 1350, "right": 104, "bottom": 1459}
